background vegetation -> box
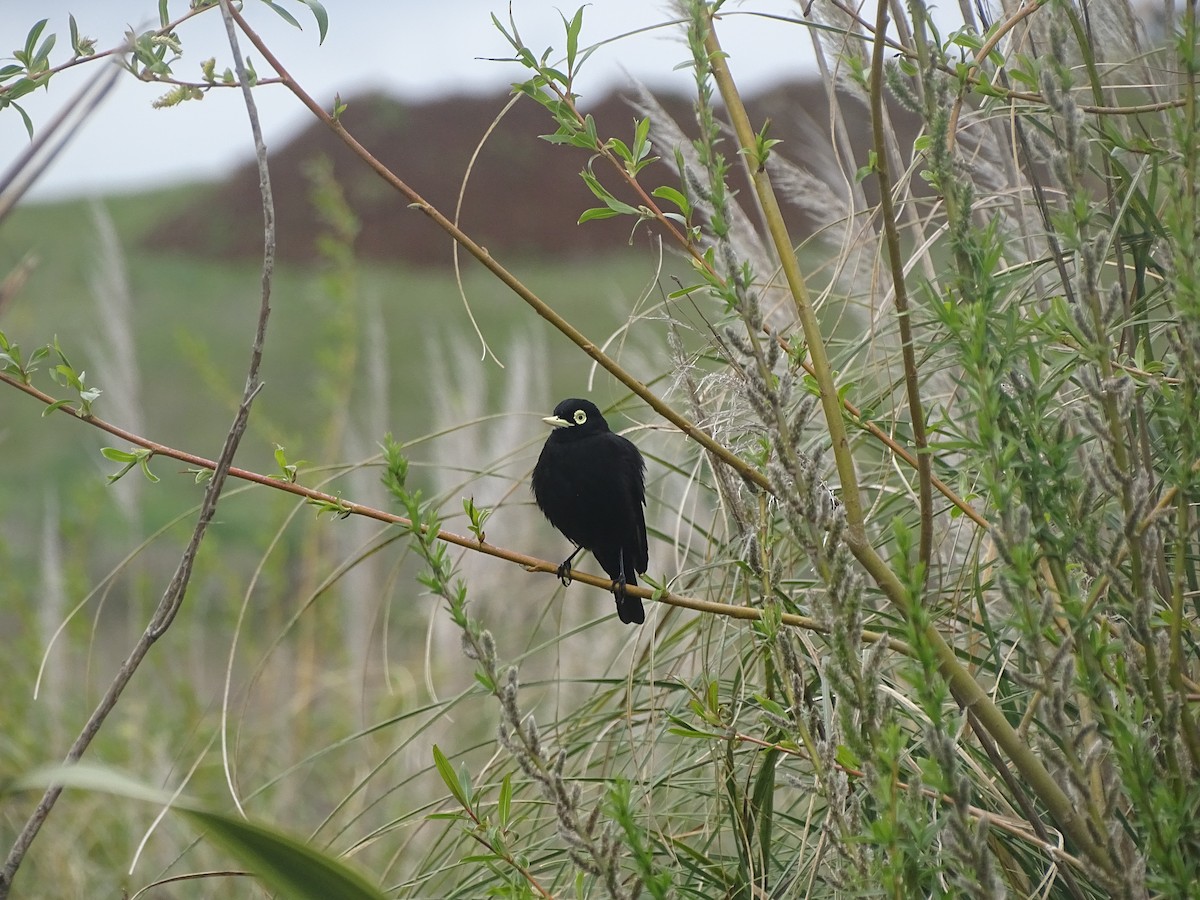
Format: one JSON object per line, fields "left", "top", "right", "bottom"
{"left": 2, "top": 1, "right": 1198, "bottom": 898}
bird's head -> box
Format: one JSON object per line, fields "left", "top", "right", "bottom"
{"left": 543, "top": 398, "right": 609, "bottom": 438}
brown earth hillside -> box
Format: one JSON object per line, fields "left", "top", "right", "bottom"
{"left": 141, "top": 80, "right": 911, "bottom": 266}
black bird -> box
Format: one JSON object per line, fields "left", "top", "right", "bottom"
{"left": 531, "top": 398, "right": 649, "bottom": 625}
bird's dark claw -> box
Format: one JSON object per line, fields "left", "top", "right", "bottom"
{"left": 556, "top": 546, "right": 583, "bottom": 586}
{"left": 611, "top": 577, "right": 626, "bottom": 599}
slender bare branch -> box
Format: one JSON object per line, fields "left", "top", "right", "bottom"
{"left": 0, "top": 2, "right": 277, "bottom": 892}
{"left": 0, "top": 369, "right": 916, "bottom": 655}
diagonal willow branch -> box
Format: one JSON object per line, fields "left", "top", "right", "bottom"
{"left": 0, "top": 369, "right": 917, "bottom": 655}
{"left": 222, "top": 5, "right": 769, "bottom": 496}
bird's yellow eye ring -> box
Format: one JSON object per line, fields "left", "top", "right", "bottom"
{"left": 573, "top": 409, "right": 587, "bottom": 424}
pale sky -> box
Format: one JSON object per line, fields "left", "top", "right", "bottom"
{"left": 3, "top": 1, "right": 819, "bottom": 199}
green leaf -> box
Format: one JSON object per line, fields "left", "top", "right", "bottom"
{"left": 578, "top": 167, "right": 611, "bottom": 201}
{"left": 271, "top": 444, "right": 303, "bottom": 482}
{"left": 664, "top": 712, "right": 720, "bottom": 739}
{"left": 103, "top": 447, "right": 153, "bottom": 483}
{"left": 579, "top": 170, "right": 639, "bottom": 217}
{"left": 474, "top": 670, "right": 496, "bottom": 692}
{"left": 608, "top": 137, "right": 632, "bottom": 162}
{"left": 261, "top": 0, "right": 302, "bottom": 30}
{"left": 834, "top": 744, "right": 860, "bottom": 770}
{"left": 2, "top": 76, "right": 44, "bottom": 104}
{"left": 667, "top": 725, "right": 720, "bottom": 739}
{"left": 50, "top": 364, "right": 72, "bottom": 387}
{"left": 23, "top": 19, "right": 49, "bottom": 62}
{"left": 634, "top": 116, "right": 651, "bottom": 159}
{"left": 158, "top": 0, "right": 170, "bottom": 27}
{"left": 1008, "top": 65, "right": 1038, "bottom": 89}
{"left": 497, "top": 773, "right": 512, "bottom": 827}
{"left": 753, "top": 693, "right": 788, "bottom": 718}
{"left": 307, "top": 494, "right": 352, "bottom": 519}
{"left": 33, "top": 33, "right": 56, "bottom": 69}
{"left": 185, "top": 808, "right": 384, "bottom": 900}
{"left": 950, "top": 30, "right": 982, "bottom": 51}
{"left": 539, "top": 131, "right": 580, "bottom": 145}
{"left": 432, "top": 744, "right": 472, "bottom": 811}
{"left": 12, "top": 101, "right": 34, "bottom": 138}
{"left": 563, "top": 6, "right": 584, "bottom": 74}
{"left": 19, "top": 762, "right": 387, "bottom": 900}
{"left": 855, "top": 149, "right": 878, "bottom": 184}
{"left": 138, "top": 455, "right": 161, "bottom": 483}
{"left": 578, "top": 207, "right": 620, "bottom": 223}
{"left": 299, "top": 0, "right": 330, "bottom": 44}
{"left": 750, "top": 747, "right": 779, "bottom": 870}
{"left": 651, "top": 185, "right": 690, "bottom": 216}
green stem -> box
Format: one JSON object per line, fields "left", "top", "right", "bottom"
{"left": 869, "top": 0, "right": 933, "bottom": 571}
{"left": 702, "top": 16, "right": 865, "bottom": 541}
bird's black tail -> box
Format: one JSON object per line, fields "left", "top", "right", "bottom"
{"left": 616, "top": 572, "right": 645, "bottom": 625}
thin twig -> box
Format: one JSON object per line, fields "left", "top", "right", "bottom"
{"left": 0, "top": 61, "right": 121, "bottom": 225}
{"left": 945, "top": 1, "right": 1044, "bottom": 152}
{"left": 867, "top": 0, "right": 934, "bottom": 567}
{"left": 701, "top": 14, "right": 867, "bottom": 540}
{"left": 0, "top": 2, "right": 275, "bottom": 894}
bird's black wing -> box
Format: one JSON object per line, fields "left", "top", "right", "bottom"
{"left": 615, "top": 433, "right": 649, "bottom": 575}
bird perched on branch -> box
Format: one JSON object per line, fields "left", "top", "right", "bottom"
{"left": 531, "top": 398, "right": 649, "bottom": 625}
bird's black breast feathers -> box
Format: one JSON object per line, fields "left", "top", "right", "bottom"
{"left": 532, "top": 430, "right": 648, "bottom": 570}
{"left": 531, "top": 399, "right": 649, "bottom": 583}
